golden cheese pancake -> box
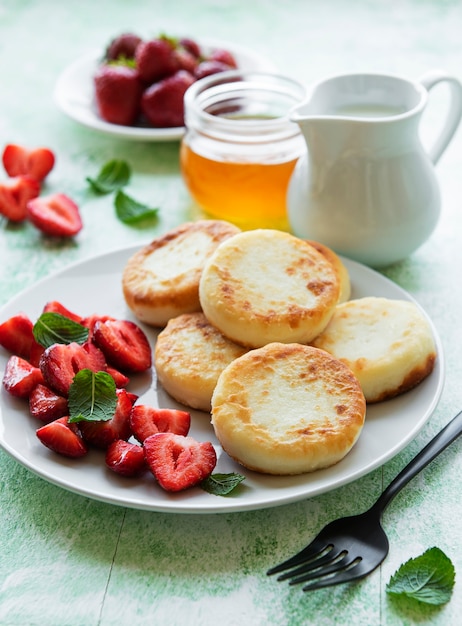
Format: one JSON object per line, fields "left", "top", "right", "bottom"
{"left": 312, "top": 296, "right": 437, "bottom": 403}
{"left": 211, "top": 343, "right": 366, "bottom": 475}
{"left": 199, "top": 229, "right": 340, "bottom": 348}
{"left": 306, "top": 240, "right": 351, "bottom": 303}
{"left": 122, "top": 220, "right": 240, "bottom": 327}
{"left": 155, "top": 312, "right": 248, "bottom": 411}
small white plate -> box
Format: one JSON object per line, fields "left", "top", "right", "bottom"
{"left": 53, "top": 38, "right": 277, "bottom": 141}
{"left": 0, "top": 246, "right": 444, "bottom": 514}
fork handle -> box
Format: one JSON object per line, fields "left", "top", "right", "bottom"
{"left": 371, "top": 409, "right": 462, "bottom": 517}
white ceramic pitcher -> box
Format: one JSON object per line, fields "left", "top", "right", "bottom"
{"left": 287, "top": 71, "right": 462, "bottom": 267}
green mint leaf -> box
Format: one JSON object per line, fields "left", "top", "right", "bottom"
{"left": 68, "top": 369, "right": 118, "bottom": 423}
{"left": 86, "top": 159, "right": 131, "bottom": 194}
{"left": 114, "top": 189, "right": 159, "bottom": 224}
{"left": 386, "top": 547, "right": 455, "bottom": 606}
{"left": 200, "top": 473, "right": 246, "bottom": 496}
{"left": 33, "top": 312, "right": 89, "bottom": 348}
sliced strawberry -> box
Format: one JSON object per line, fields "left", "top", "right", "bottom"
{"left": 39, "top": 341, "right": 107, "bottom": 396}
{"left": 36, "top": 416, "right": 88, "bottom": 458}
{"left": 26, "top": 193, "right": 82, "bottom": 237}
{"left": 0, "top": 175, "right": 40, "bottom": 222}
{"left": 29, "top": 384, "right": 68, "bottom": 422}
{"left": 92, "top": 319, "right": 152, "bottom": 373}
{"left": 42, "top": 301, "right": 83, "bottom": 323}
{"left": 106, "top": 366, "right": 130, "bottom": 388}
{"left": 130, "top": 405, "right": 190, "bottom": 443}
{"left": 105, "top": 439, "right": 146, "bottom": 477}
{"left": 2, "top": 355, "right": 44, "bottom": 398}
{"left": 0, "top": 313, "right": 35, "bottom": 359}
{"left": 79, "top": 388, "right": 137, "bottom": 449}
{"left": 81, "top": 314, "right": 116, "bottom": 340}
{"left": 2, "top": 144, "right": 55, "bottom": 182}
{"left": 29, "top": 340, "right": 45, "bottom": 368}
{"left": 143, "top": 433, "right": 217, "bottom": 492}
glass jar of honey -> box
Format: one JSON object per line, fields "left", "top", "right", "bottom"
{"left": 180, "top": 71, "right": 306, "bottom": 231}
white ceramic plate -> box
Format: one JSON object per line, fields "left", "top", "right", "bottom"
{"left": 0, "top": 246, "right": 444, "bottom": 514}
{"left": 53, "top": 38, "right": 276, "bottom": 141}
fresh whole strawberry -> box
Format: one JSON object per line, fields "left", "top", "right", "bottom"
{"left": 2, "top": 144, "right": 55, "bottom": 182}
{"left": 0, "top": 313, "right": 35, "bottom": 359}
{"left": 143, "top": 433, "right": 217, "bottom": 492}
{"left": 141, "top": 70, "right": 195, "bottom": 128}
{"left": 209, "top": 48, "right": 237, "bottom": 68}
{"left": 105, "top": 439, "right": 147, "bottom": 476}
{"left": 92, "top": 319, "right": 152, "bottom": 373}
{"left": 2, "top": 355, "right": 45, "bottom": 398}
{"left": 26, "top": 193, "right": 82, "bottom": 237}
{"left": 105, "top": 33, "right": 143, "bottom": 62}
{"left": 39, "top": 341, "right": 107, "bottom": 397}
{"left": 29, "top": 384, "right": 68, "bottom": 422}
{"left": 179, "top": 37, "right": 201, "bottom": 59}
{"left": 194, "top": 60, "right": 233, "bottom": 80}
{"left": 79, "top": 388, "right": 136, "bottom": 449}
{"left": 36, "top": 416, "right": 88, "bottom": 458}
{"left": 0, "top": 175, "right": 40, "bottom": 222}
{"left": 135, "top": 37, "right": 180, "bottom": 84}
{"left": 94, "top": 63, "right": 142, "bottom": 126}
{"left": 130, "top": 405, "right": 190, "bottom": 443}
{"left": 174, "top": 48, "right": 198, "bottom": 74}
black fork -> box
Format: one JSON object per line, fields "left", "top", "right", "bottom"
{"left": 267, "top": 409, "right": 462, "bottom": 591}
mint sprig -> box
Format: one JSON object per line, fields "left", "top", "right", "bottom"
{"left": 386, "top": 547, "right": 455, "bottom": 606}
{"left": 68, "top": 369, "right": 118, "bottom": 423}
{"left": 86, "top": 159, "right": 131, "bottom": 194}
{"left": 200, "top": 472, "right": 246, "bottom": 496}
{"left": 33, "top": 312, "right": 89, "bottom": 348}
{"left": 114, "top": 189, "right": 159, "bottom": 224}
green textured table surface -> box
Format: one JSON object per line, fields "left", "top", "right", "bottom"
{"left": 1, "top": 1, "right": 462, "bottom": 624}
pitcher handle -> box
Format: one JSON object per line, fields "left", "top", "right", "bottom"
{"left": 419, "top": 70, "right": 462, "bottom": 164}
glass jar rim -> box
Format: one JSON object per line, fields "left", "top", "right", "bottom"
{"left": 183, "top": 70, "right": 306, "bottom": 140}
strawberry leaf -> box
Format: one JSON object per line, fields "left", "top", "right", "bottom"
{"left": 33, "top": 312, "right": 89, "bottom": 348}
{"left": 86, "top": 159, "right": 131, "bottom": 194}
{"left": 200, "top": 472, "right": 245, "bottom": 496}
{"left": 68, "top": 369, "right": 117, "bottom": 423}
{"left": 386, "top": 547, "right": 455, "bottom": 605}
{"left": 114, "top": 189, "right": 159, "bottom": 224}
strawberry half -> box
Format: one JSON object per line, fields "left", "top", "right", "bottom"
{"left": 29, "top": 384, "right": 68, "bottom": 423}
{"left": 105, "top": 439, "right": 146, "bottom": 477}
{"left": 143, "top": 433, "right": 217, "bottom": 492}
{"left": 0, "top": 313, "right": 35, "bottom": 359}
{"left": 43, "top": 301, "right": 83, "bottom": 324}
{"left": 36, "top": 416, "right": 88, "bottom": 458}
{"left": 2, "top": 144, "right": 55, "bottom": 182}
{"left": 2, "top": 355, "right": 44, "bottom": 398}
{"left": 79, "top": 388, "right": 137, "bottom": 449}
{"left": 0, "top": 175, "right": 40, "bottom": 222}
{"left": 130, "top": 405, "right": 190, "bottom": 443}
{"left": 26, "top": 193, "right": 82, "bottom": 237}
{"left": 39, "top": 341, "right": 107, "bottom": 396}
{"left": 92, "top": 319, "right": 152, "bottom": 373}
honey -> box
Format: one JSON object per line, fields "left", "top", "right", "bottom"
{"left": 180, "top": 71, "right": 306, "bottom": 230}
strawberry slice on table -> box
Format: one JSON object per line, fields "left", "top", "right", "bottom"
{"left": 94, "top": 64, "right": 142, "bottom": 126}
{"left": 2, "top": 355, "right": 45, "bottom": 398}
{"left": 143, "top": 433, "right": 217, "bottom": 492}
{"left": 130, "top": 405, "right": 190, "bottom": 443}
{"left": 29, "top": 383, "right": 68, "bottom": 422}
{"left": 2, "top": 144, "right": 55, "bottom": 182}
{"left": 26, "top": 193, "right": 82, "bottom": 237}
{"left": 36, "top": 416, "right": 88, "bottom": 458}
{"left": 79, "top": 388, "right": 137, "bottom": 449}
{"left": 105, "top": 439, "right": 146, "bottom": 477}
{"left": 92, "top": 319, "right": 152, "bottom": 373}
{"left": 0, "top": 175, "right": 40, "bottom": 222}
{"left": 39, "top": 341, "right": 107, "bottom": 397}
{"left": 0, "top": 313, "right": 35, "bottom": 359}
